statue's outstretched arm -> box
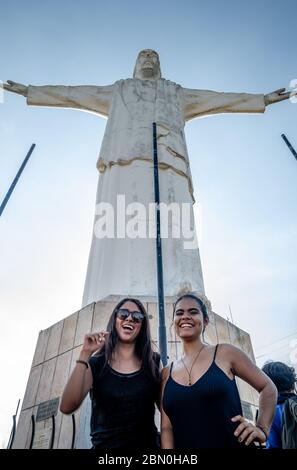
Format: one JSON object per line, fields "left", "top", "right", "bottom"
{"left": 3, "top": 81, "right": 114, "bottom": 117}
{"left": 3, "top": 80, "right": 28, "bottom": 97}
{"left": 264, "top": 87, "right": 297, "bottom": 106}
{"left": 182, "top": 87, "right": 266, "bottom": 121}
{"left": 183, "top": 85, "right": 296, "bottom": 121}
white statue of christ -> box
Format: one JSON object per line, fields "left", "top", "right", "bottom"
{"left": 4, "top": 50, "right": 295, "bottom": 305}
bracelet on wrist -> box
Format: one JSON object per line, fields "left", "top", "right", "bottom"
{"left": 256, "top": 424, "right": 268, "bottom": 440}
{"left": 76, "top": 359, "right": 89, "bottom": 369}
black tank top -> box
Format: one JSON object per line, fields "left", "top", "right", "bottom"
{"left": 89, "top": 354, "right": 160, "bottom": 449}
{"left": 163, "top": 345, "right": 245, "bottom": 448}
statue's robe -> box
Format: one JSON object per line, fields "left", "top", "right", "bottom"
{"left": 27, "top": 79, "right": 265, "bottom": 304}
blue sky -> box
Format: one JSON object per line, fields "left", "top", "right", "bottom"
{"left": 0, "top": 0, "right": 297, "bottom": 446}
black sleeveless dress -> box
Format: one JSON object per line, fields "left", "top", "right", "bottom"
{"left": 163, "top": 345, "right": 245, "bottom": 448}
{"left": 89, "top": 353, "right": 160, "bottom": 449}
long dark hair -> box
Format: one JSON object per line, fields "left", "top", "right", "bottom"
{"left": 98, "top": 297, "right": 160, "bottom": 382}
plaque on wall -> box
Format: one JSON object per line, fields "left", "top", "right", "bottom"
{"left": 32, "top": 427, "right": 52, "bottom": 449}
{"left": 36, "top": 397, "right": 59, "bottom": 422}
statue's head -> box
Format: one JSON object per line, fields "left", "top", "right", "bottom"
{"left": 133, "top": 49, "right": 161, "bottom": 80}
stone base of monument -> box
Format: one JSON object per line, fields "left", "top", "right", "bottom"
{"left": 12, "top": 296, "right": 259, "bottom": 449}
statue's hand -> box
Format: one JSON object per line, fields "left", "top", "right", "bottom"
{"left": 264, "top": 87, "right": 296, "bottom": 106}
{"left": 3, "top": 80, "right": 28, "bottom": 97}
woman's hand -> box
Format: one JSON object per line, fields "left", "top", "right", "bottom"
{"left": 81, "top": 332, "right": 109, "bottom": 357}
{"left": 232, "top": 415, "right": 267, "bottom": 446}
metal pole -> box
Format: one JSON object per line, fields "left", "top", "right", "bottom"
{"left": 29, "top": 414, "right": 36, "bottom": 449}
{"left": 152, "top": 123, "right": 168, "bottom": 366}
{"left": 49, "top": 414, "right": 55, "bottom": 449}
{"left": 7, "top": 398, "right": 20, "bottom": 449}
{"left": 71, "top": 414, "right": 76, "bottom": 449}
{"left": 281, "top": 134, "right": 297, "bottom": 161}
{"left": 0, "top": 143, "right": 36, "bottom": 217}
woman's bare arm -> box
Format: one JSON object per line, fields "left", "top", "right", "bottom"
{"left": 60, "top": 332, "right": 108, "bottom": 414}
{"left": 160, "top": 366, "right": 174, "bottom": 449}
{"left": 222, "top": 344, "right": 277, "bottom": 444}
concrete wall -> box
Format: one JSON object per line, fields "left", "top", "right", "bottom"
{"left": 13, "top": 297, "right": 259, "bottom": 448}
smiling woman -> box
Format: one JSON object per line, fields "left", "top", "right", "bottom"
{"left": 161, "top": 293, "right": 278, "bottom": 449}
{"left": 59, "top": 297, "right": 161, "bottom": 449}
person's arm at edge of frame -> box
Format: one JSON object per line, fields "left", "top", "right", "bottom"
{"left": 160, "top": 366, "right": 174, "bottom": 449}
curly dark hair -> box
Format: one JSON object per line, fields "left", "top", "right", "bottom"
{"left": 97, "top": 297, "right": 160, "bottom": 382}
{"left": 262, "top": 361, "right": 297, "bottom": 393}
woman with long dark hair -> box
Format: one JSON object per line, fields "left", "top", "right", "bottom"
{"left": 60, "top": 297, "right": 161, "bottom": 448}
{"left": 161, "top": 293, "right": 277, "bottom": 449}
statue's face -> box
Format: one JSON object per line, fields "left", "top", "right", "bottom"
{"left": 133, "top": 49, "right": 161, "bottom": 80}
